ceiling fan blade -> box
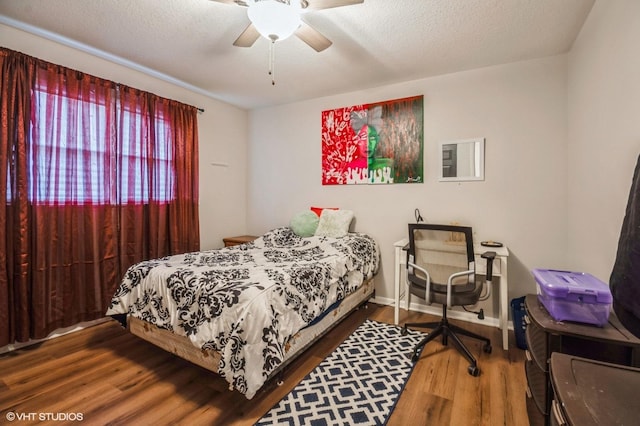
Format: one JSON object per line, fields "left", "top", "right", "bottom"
{"left": 233, "top": 23, "right": 261, "bottom": 47}
{"left": 305, "top": 0, "right": 364, "bottom": 10}
{"left": 295, "top": 22, "right": 332, "bottom": 52}
{"left": 209, "top": 0, "right": 250, "bottom": 6}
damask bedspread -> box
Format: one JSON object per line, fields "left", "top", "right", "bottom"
{"left": 106, "top": 227, "right": 379, "bottom": 398}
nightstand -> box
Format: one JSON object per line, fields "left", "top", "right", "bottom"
{"left": 223, "top": 235, "right": 258, "bottom": 247}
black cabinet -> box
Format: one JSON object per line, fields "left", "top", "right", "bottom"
{"left": 550, "top": 353, "right": 640, "bottom": 425}
{"left": 523, "top": 294, "right": 640, "bottom": 426}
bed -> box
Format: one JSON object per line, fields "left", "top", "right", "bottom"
{"left": 106, "top": 226, "right": 380, "bottom": 399}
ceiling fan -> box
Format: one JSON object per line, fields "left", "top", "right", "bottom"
{"left": 211, "top": 0, "right": 364, "bottom": 52}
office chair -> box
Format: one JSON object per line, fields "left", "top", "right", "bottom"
{"left": 401, "top": 223, "right": 496, "bottom": 376}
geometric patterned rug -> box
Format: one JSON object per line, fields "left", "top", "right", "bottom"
{"left": 255, "top": 319, "right": 427, "bottom": 426}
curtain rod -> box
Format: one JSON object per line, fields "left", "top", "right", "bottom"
{"left": 198, "top": 107, "right": 205, "bottom": 113}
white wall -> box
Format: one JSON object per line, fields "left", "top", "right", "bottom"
{"left": 247, "top": 56, "right": 569, "bottom": 319}
{"left": 245, "top": 0, "right": 640, "bottom": 323}
{"left": 0, "top": 23, "right": 249, "bottom": 251}
{"left": 11, "top": 0, "right": 638, "bottom": 326}
{"left": 567, "top": 0, "right": 640, "bottom": 282}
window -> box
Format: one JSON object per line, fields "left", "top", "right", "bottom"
{"left": 28, "top": 88, "right": 175, "bottom": 205}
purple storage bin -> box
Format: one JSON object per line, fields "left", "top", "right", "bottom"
{"left": 532, "top": 269, "right": 612, "bottom": 327}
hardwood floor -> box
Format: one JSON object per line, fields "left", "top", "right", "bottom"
{"left": 0, "top": 304, "right": 529, "bottom": 425}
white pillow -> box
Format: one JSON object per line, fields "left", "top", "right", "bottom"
{"left": 314, "top": 209, "right": 354, "bottom": 238}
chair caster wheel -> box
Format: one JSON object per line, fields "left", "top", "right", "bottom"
{"left": 468, "top": 365, "right": 480, "bottom": 376}
{"left": 483, "top": 343, "right": 492, "bottom": 354}
{"left": 411, "top": 352, "right": 420, "bottom": 362}
{"left": 401, "top": 325, "right": 408, "bottom": 336}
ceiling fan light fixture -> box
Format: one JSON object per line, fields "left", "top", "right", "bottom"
{"left": 247, "top": 0, "right": 302, "bottom": 41}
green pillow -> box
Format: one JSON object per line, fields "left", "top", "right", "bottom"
{"left": 290, "top": 211, "right": 320, "bottom": 237}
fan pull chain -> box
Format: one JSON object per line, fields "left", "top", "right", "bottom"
{"left": 268, "top": 39, "right": 276, "bottom": 85}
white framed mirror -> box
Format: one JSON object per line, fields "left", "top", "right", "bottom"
{"left": 438, "top": 138, "right": 485, "bottom": 182}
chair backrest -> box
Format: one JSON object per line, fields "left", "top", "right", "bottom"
{"left": 408, "top": 223, "right": 475, "bottom": 287}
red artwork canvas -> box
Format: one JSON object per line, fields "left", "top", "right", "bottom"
{"left": 321, "top": 95, "right": 424, "bottom": 185}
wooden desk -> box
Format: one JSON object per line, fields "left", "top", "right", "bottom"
{"left": 393, "top": 237, "right": 510, "bottom": 350}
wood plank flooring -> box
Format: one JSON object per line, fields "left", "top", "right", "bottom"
{"left": 0, "top": 304, "right": 529, "bottom": 425}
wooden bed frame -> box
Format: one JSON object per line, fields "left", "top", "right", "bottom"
{"left": 127, "top": 278, "right": 375, "bottom": 383}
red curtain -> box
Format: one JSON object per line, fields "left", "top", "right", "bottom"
{"left": 0, "top": 48, "right": 200, "bottom": 346}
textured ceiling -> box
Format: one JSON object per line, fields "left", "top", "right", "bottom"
{"left": 0, "top": 0, "right": 595, "bottom": 110}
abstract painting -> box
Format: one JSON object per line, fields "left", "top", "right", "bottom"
{"left": 321, "top": 95, "right": 423, "bottom": 185}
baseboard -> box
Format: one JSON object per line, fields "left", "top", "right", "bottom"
{"left": 371, "top": 295, "right": 513, "bottom": 330}
{"left": 0, "top": 317, "right": 111, "bottom": 355}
